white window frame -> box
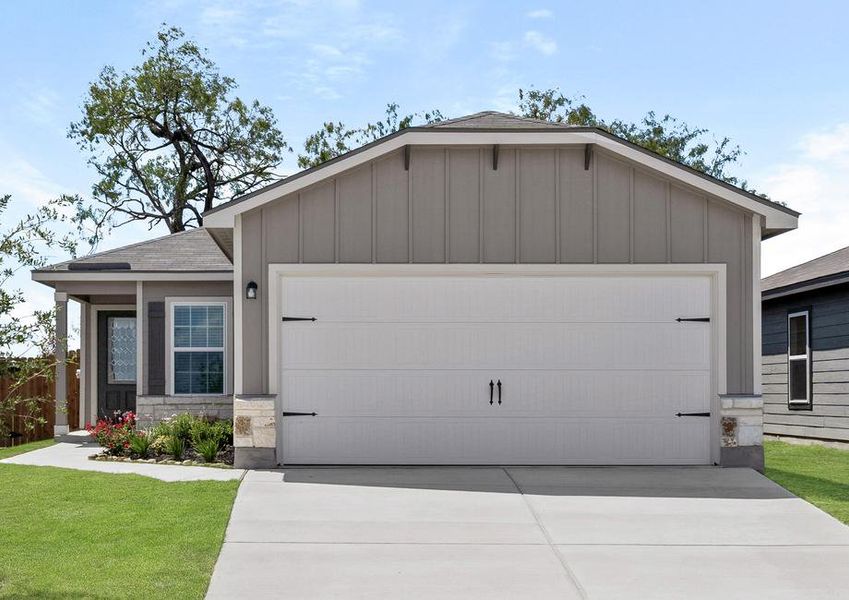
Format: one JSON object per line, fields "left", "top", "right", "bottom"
{"left": 168, "top": 300, "right": 229, "bottom": 396}
{"left": 787, "top": 309, "right": 811, "bottom": 407}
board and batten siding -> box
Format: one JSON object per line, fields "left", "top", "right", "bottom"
{"left": 763, "top": 285, "right": 849, "bottom": 442}
{"left": 240, "top": 145, "right": 755, "bottom": 396}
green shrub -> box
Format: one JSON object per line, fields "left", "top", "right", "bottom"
{"left": 149, "top": 434, "right": 168, "bottom": 455}
{"left": 164, "top": 435, "right": 185, "bottom": 460}
{"left": 194, "top": 437, "right": 221, "bottom": 462}
{"left": 190, "top": 417, "right": 233, "bottom": 448}
{"left": 211, "top": 419, "right": 233, "bottom": 445}
{"left": 168, "top": 413, "right": 195, "bottom": 443}
{"left": 129, "top": 431, "right": 152, "bottom": 458}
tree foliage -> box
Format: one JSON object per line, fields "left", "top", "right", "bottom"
{"left": 517, "top": 87, "right": 753, "bottom": 190}
{"left": 69, "top": 25, "right": 288, "bottom": 241}
{"left": 297, "top": 103, "right": 444, "bottom": 169}
{"left": 0, "top": 195, "right": 79, "bottom": 440}
{"left": 299, "top": 87, "right": 760, "bottom": 195}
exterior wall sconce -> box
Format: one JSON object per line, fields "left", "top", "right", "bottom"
{"left": 246, "top": 281, "right": 258, "bottom": 300}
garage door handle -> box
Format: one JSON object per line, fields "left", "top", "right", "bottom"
{"left": 675, "top": 317, "right": 710, "bottom": 323}
{"left": 489, "top": 380, "right": 494, "bottom": 405}
{"left": 497, "top": 379, "right": 502, "bottom": 405}
{"left": 675, "top": 412, "right": 710, "bottom": 417}
{"left": 282, "top": 316, "right": 317, "bottom": 322}
{"left": 282, "top": 411, "right": 317, "bottom": 417}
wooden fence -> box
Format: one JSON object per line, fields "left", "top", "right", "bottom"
{"left": 0, "top": 355, "right": 79, "bottom": 447}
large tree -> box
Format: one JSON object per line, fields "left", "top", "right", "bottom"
{"left": 299, "top": 87, "right": 758, "bottom": 193}
{"left": 0, "top": 195, "right": 79, "bottom": 440}
{"left": 69, "top": 26, "right": 288, "bottom": 241}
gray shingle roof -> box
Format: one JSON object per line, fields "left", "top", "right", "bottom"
{"left": 36, "top": 228, "right": 232, "bottom": 273}
{"left": 430, "top": 111, "right": 575, "bottom": 129}
{"left": 762, "top": 245, "right": 849, "bottom": 293}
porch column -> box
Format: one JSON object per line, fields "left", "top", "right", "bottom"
{"left": 78, "top": 300, "right": 88, "bottom": 429}
{"left": 54, "top": 292, "right": 69, "bottom": 436}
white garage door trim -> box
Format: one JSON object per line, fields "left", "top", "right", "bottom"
{"left": 268, "top": 264, "right": 727, "bottom": 465}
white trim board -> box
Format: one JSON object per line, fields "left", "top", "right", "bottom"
{"left": 267, "top": 263, "right": 728, "bottom": 465}
{"left": 33, "top": 271, "right": 233, "bottom": 283}
{"left": 205, "top": 130, "right": 797, "bottom": 231}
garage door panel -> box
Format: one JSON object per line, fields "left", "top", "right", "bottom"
{"left": 282, "top": 417, "right": 710, "bottom": 465}
{"left": 282, "top": 276, "right": 710, "bottom": 323}
{"left": 282, "top": 323, "right": 709, "bottom": 371}
{"left": 279, "top": 273, "right": 715, "bottom": 465}
{"left": 282, "top": 370, "right": 710, "bottom": 418}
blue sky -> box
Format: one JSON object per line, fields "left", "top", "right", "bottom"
{"left": 2, "top": 0, "right": 849, "bottom": 343}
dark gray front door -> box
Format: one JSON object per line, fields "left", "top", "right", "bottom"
{"left": 97, "top": 310, "right": 137, "bottom": 418}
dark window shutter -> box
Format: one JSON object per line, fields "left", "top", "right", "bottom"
{"left": 148, "top": 302, "right": 166, "bottom": 395}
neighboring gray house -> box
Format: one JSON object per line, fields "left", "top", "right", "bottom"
{"left": 762, "top": 246, "right": 849, "bottom": 443}
{"left": 33, "top": 111, "right": 799, "bottom": 469}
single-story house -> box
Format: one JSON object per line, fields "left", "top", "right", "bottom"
{"left": 762, "top": 246, "right": 849, "bottom": 443}
{"left": 33, "top": 111, "right": 799, "bottom": 469}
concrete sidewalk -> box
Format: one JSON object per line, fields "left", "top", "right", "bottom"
{"left": 1, "top": 439, "right": 245, "bottom": 482}
{"left": 207, "top": 466, "right": 849, "bottom": 599}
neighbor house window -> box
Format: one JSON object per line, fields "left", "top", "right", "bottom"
{"left": 172, "top": 303, "right": 225, "bottom": 395}
{"left": 788, "top": 310, "right": 811, "bottom": 408}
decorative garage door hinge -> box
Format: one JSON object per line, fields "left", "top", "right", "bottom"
{"left": 281, "top": 316, "right": 317, "bottom": 322}
{"left": 675, "top": 412, "right": 711, "bottom": 417}
{"left": 675, "top": 317, "right": 710, "bottom": 323}
{"left": 282, "top": 411, "right": 317, "bottom": 417}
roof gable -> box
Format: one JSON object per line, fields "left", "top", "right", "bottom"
{"left": 430, "top": 111, "right": 574, "bottom": 130}
{"left": 202, "top": 111, "right": 799, "bottom": 234}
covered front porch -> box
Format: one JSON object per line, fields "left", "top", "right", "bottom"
{"left": 44, "top": 278, "right": 234, "bottom": 434}
{"left": 30, "top": 229, "right": 236, "bottom": 435}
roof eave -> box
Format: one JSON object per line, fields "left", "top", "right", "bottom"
{"left": 762, "top": 272, "right": 849, "bottom": 300}
{"left": 31, "top": 270, "right": 234, "bottom": 283}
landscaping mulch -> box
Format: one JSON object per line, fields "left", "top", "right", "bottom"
{"left": 89, "top": 445, "right": 235, "bottom": 468}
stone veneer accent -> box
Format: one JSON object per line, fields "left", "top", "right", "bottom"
{"left": 233, "top": 396, "right": 277, "bottom": 468}
{"left": 719, "top": 394, "right": 764, "bottom": 471}
{"left": 136, "top": 395, "right": 233, "bottom": 427}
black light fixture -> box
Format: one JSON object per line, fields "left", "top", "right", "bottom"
{"left": 246, "top": 281, "right": 258, "bottom": 300}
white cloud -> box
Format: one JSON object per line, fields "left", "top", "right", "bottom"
{"left": 523, "top": 30, "right": 557, "bottom": 55}
{"left": 8, "top": 84, "right": 61, "bottom": 126}
{"left": 0, "top": 149, "right": 64, "bottom": 208}
{"left": 799, "top": 123, "right": 849, "bottom": 166}
{"left": 759, "top": 123, "right": 849, "bottom": 277}
{"left": 527, "top": 9, "right": 553, "bottom": 19}
{"left": 490, "top": 41, "right": 517, "bottom": 62}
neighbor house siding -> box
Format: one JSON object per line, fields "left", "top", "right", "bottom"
{"left": 763, "top": 284, "right": 849, "bottom": 442}
{"left": 239, "top": 145, "right": 756, "bottom": 396}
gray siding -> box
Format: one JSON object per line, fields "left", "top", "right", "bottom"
{"left": 240, "top": 145, "right": 755, "bottom": 396}
{"left": 762, "top": 284, "right": 849, "bottom": 441}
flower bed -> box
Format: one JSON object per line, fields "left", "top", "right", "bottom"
{"left": 85, "top": 411, "right": 234, "bottom": 467}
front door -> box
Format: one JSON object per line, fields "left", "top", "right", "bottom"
{"left": 97, "top": 310, "right": 137, "bottom": 418}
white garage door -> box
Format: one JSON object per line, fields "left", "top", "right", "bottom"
{"left": 278, "top": 273, "right": 713, "bottom": 465}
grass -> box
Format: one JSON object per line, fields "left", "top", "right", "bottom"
{"left": 0, "top": 460, "right": 239, "bottom": 599}
{"left": 0, "top": 439, "right": 55, "bottom": 460}
{"left": 764, "top": 440, "right": 849, "bottom": 524}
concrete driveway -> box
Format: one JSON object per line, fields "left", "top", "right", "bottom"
{"left": 207, "top": 467, "right": 849, "bottom": 599}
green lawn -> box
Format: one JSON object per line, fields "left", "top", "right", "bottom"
{"left": 0, "top": 445, "right": 239, "bottom": 599}
{"left": 764, "top": 440, "right": 849, "bottom": 524}
{"left": 0, "top": 439, "right": 55, "bottom": 460}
